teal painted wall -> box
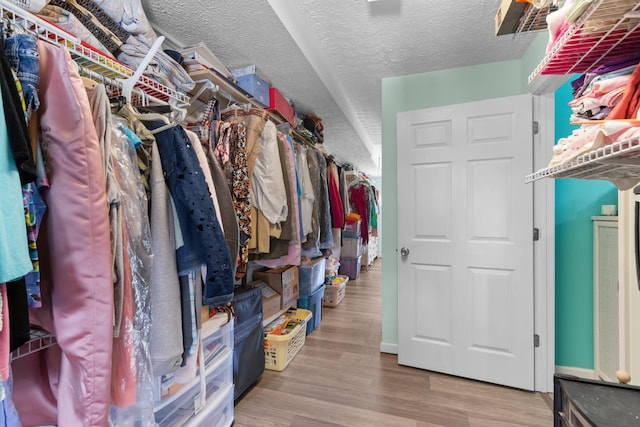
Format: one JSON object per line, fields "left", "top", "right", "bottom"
{"left": 554, "top": 79, "right": 618, "bottom": 368}
{"left": 381, "top": 59, "right": 531, "bottom": 348}
{"left": 520, "top": 34, "right": 550, "bottom": 92}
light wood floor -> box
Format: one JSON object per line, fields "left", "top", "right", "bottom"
{"left": 234, "top": 259, "right": 554, "bottom": 426}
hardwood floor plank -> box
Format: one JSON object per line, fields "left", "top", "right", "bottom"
{"left": 257, "top": 380, "right": 470, "bottom": 427}
{"left": 235, "top": 387, "right": 426, "bottom": 427}
{"left": 288, "top": 415, "right": 349, "bottom": 427}
{"left": 233, "top": 259, "right": 553, "bottom": 426}
{"left": 467, "top": 417, "right": 549, "bottom": 427}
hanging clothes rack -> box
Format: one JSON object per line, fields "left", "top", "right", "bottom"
{"left": 75, "top": 63, "right": 148, "bottom": 106}
{"left": 0, "top": 0, "right": 189, "bottom": 107}
{"left": 3, "top": 0, "right": 190, "bottom": 360}
{"left": 185, "top": 56, "right": 337, "bottom": 167}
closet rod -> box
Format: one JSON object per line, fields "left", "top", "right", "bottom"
{"left": 77, "top": 65, "right": 120, "bottom": 88}
{"left": 76, "top": 64, "right": 142, "bottom": 103}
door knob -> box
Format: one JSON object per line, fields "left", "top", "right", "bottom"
{"left": 400, "top": 247, "right": 410, "bottom": 257}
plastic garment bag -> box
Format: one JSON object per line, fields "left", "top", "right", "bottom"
{"left": 108, "top": 117, "right": 155, "bottom": 427}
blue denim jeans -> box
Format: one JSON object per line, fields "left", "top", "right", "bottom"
{"left": 5, "top": 33, "right": 40, "bottom": 117}
{"left": 0, "top": 369, "right": 22, "bottom": 427}
{"left": 0, "top": 35, "right": 36, "bottom": 184}
{"left": 150, "top": 121, "right": 234, "bottom": 306}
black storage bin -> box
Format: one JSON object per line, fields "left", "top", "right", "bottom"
{"left": 233, "top": 286, "right": 264, "bottom": 401}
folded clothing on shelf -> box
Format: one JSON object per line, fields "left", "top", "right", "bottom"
{"left": 549, "top": 120, "right": 640, "bottom": 167}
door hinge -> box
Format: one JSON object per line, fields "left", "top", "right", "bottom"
{"left": 534, "top": 334, "right": 540, "bottom": 348}
{"left": 533, "top": 228, "right": 540, "bottom": 241}
{"left": 533, "top": 121, "right": 539, "bottom": 134}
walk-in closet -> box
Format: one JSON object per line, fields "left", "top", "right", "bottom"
{"left": 2, "top": 0, "right": 640, "bottom": 426}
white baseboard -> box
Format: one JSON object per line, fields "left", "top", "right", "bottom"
{"left": 555, "top": 365, "right": 598, "bottom": 380}
{"left": 380, "top": 342, "right": 398, "bottom": 354}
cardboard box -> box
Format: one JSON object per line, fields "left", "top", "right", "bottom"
{"left": 266, "top": 87, "right": 294, "bottom": 125}
{"left": 253, "top": 265, "right": 299, "bottom": 310}
{"left": 250, "top": 281, "right": 282, "bottom": 321}
{"left": 495, "top": 0, "right": 526, "bottom": 36}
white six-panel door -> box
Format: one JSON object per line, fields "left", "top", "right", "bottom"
{"left": 397, "top": 94, "right": 535, "bottom": 390}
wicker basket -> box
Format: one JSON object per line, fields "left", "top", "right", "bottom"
{"left": 263, "top": 309, "right": 312, "bottom": 371}
{"left": 323, "top": 276, "right": 348, "bottom": 307}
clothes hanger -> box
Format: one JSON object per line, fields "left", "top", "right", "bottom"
{"left": 122, "top": 102, "right": 171, "bottom": 124}
{"left": 118, "top": 36, "right": 164, "bottom": 106}
{"left": 147, "top": 104, "right": 187, "bottom": 135}
{"left": 220, "top": 98, "right": 254, "bottom": 115}
{"left": 1, "top": 15, "right": 33, "bottom": 39}
{"left": 1, "top": 18, "right": 14, "bottom": 39}
{"left": 132, "top": 96, "right": 175, "bottom": 133}
{"left": 147, "top": 118, "right": 177, "bottom": 134}
{"left": 220, "top": 100, "right": 240, "bottom": 114}
{"left": 113, "top": 36, "right": 180, "bottom": 134}
{"left": 121, "top": 90, "right": 173, "bottom": 132}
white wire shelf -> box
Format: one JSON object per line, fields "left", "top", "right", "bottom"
{"left": 526, "top": 136, "right": 640, "bottom": 185}
{"left": 187, "top": 68, "right": 310, "bottom": 141}
{"left": 515, "top": 3, "right": 557, "bottom": 35}
{"left": 11, "top": 329, "right": 57, "bottom": 360}
{"left": 529, "top": 0, "right": 640, "bottom": 84}
{"left": 0, "top": 0, "right": 189, "bottom": 107}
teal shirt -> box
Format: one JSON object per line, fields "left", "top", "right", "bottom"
{"left": 0, "top": 85, "right": 32, "bottom": 283}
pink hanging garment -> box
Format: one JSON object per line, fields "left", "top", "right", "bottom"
{"left": 110, "top": 214, "right": 138, "bottom": 408}
{"left": 13, "top": 40, "right": 113, "bottom": 427}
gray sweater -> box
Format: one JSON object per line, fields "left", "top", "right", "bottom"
{"left": 149, "top": 141, "right": 184, "bottom": 376}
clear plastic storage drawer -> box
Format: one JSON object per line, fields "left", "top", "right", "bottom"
{"left": 202, "top": 315, "right": 233, "bottom": 369}
{"left": 186, "top": 383, "right": 234, "bottom": 427}
{"left": 154, "top": 349, "right": 233, "bottom": 426}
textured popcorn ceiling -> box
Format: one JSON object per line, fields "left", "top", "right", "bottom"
{"left": 141, "top": 0, "right": 537, "bottom": 177}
